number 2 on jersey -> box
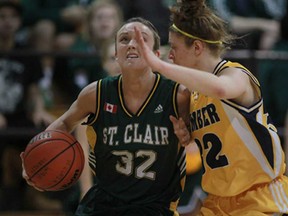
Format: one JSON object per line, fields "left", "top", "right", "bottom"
{"left": 195, "top": 133, "right": 229, "bottom": 173}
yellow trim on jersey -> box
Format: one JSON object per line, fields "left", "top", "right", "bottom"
{"left": 86, "top": 80, "right": 102, "bottom": 126}
{"left": 95, "top": 80, "right": 102, "bottom": 121}
{"left": 173, "top": 83, "right": 179, "bottom": 119}
{"left": 137, "top": 73, "right": 160, "bottom": 116}
{"left": 118, "top": 76, "right": 132, "bottom": 117}
{"left": 118, "top": 73, "right": 161, "bottom": 117}
{"left": 169, "top": 199, "right": 180, "bottom": 216}
{"left": 222, "top": 98, "right": 263, "bottom": 113}
{"left": 86, "top": 125, "right": 97, "bottom": 149}
{"left": 218, "top": 61, "right": 260, "bottom": 86}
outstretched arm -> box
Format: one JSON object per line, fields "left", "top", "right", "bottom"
{"left": 134, "top": 27, "right": 250, "bottom": 101}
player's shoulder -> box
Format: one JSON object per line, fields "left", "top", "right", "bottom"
{"left": 156, "top": 72, "right": 178, "bottom": 90}
{"left": 218, "top": 60, "right": 250, "bottom": 74}
{"left": 177, "top": 84, "right": 190, "bottom": 106}
{"left": 156, "top": 72, "right": 190, "bottom": 100}
{"left": 77, "top": 81, "right": 98, "bottom": 101}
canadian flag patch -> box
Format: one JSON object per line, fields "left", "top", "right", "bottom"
{"left": 104, "top": 102, "right": 117, "bottom": 114}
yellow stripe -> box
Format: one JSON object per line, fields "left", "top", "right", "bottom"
{"left": 119, "top": 74, "right": 161, "bottom": 117}
{"left": 223, "top": 61, "right": 260, "bottom": 86}
{"left": 88, "top": 80, "right": 102, "bottom": 125}
{"left": 86, "top": 126, "right": 97, "bottom": 149}
{"left": 173, "top": 83, "right": 179, "bottom": 119}
{"left": 137, "top": 73, "right": 161, "bottom": 116}
{"left": 171, "top": 24, "right": 223, "bottom": 44}
{"left": 169, "top": 199, "right": 179, "bottom": 216}
{"left": 95, "top": 80, "right": 102, "bottom": 121}
{"left": 118, "top": 76, "right": 133, "bottom": 117}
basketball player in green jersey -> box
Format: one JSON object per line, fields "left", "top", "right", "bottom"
{"left": 135, "top": 0, "right": 288, "bottom": 215}
{"left": 22, "top": 17, "right": 191, "bottom": 215}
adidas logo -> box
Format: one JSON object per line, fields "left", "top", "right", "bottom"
{"left": 154, "top": 104, "right": 163, "bottom": 113}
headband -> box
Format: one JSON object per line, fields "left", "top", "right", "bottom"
{"left": 171, "top": 24, "right": 222, "bottom": 44}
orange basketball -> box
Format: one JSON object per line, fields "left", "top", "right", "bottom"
{"left": 23, "top": 130, "right": 85, "bottom": 191}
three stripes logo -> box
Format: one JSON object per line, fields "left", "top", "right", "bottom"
{"left": 154, "top": 104, "right": 163, "bottom": 113}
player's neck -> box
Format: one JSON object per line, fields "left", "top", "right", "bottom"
{"left": 123, "top": 70, "right": 155, "bottom": 92}
{"left": 122, "top": 71, "right": 156, "bottom": 102}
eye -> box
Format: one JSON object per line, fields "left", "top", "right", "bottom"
{"left": 142, "top": 36, "right": 148, "bottom": 42}
{"left": 119, "top": 36, "right": 129, "bottom": 43}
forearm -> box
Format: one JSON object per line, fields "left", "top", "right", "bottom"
{"left": 159, "top": 61, "right": 225, "bottom": 98}
{"left": 46, "top": 117, "right": 71, "bottom": 132}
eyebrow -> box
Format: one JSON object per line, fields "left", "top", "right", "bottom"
{"left": 118, "top": 30, "right": 149, "bottom": 37}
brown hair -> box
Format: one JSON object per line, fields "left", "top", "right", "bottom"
{"left": 170, "top": 0, "right": 235, "bottom": 56}
{"left": 119, "top": 17, "right": 161, "bottom": 51}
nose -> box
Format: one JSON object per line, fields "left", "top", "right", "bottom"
{"left": 128, "top": 39, "right": 137, "bottom": 49}
{"left": 168, "top": 50, "right": 174, "bottom": 61}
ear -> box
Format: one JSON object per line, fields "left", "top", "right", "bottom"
{"left": 193, "top": 40, "right": 205, "bottom": 56}
{"left": 154, "top": 50, "right": 160, "bottom": 57}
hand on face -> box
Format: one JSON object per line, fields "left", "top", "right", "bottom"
{"left": 134, "top": 26, "right": 162, "bottom": 72}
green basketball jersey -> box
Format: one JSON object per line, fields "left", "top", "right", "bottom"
{"left": 85, "top": 73, "right": 186, "bottom": 210}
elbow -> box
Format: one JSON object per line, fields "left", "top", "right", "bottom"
{"left": 212, "top": 85, "right": 227, "bottom": 99}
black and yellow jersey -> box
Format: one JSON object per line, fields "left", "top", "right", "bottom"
{"left": 190, "top": 60, "right": 285, "bottom": 196}
{"left": 85, "top": 73, "right": 186, "bottom": 213}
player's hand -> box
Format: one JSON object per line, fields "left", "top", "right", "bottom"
{"left": 20, "top": 152, "right": 44, "bottom": 192}
{"left": 134, "top": 26, "right": 163, "bottom": 72}
{"left": 170, "top": 115, "right": 191, "bottom": 146}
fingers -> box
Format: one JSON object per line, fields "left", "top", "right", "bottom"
{"left": 134, "top": 26, "right": 144, "bottom": 46}
{"left": 20, "top": 152, "right": 44, "bottom": 192}
{"left": 170, "top": 116, "right": 186, "bottom": 132}
{"left": 170, "top": 116, "right": 191, "bottom": 146}
{"left": 20, "top": 152, "right": 29, "bottom": 181}
{"left": 169, "top": 115, "right": 178, "bottom": 126}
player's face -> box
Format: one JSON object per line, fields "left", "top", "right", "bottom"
{"left": 90, "top": 6, "right": 119, "bottom": 40}
{"left": 0, "top": 7, "right": 21, "bottom": 38}
{"left": 168, "top": 32, "right": 196, "bottom": 68}
{"left": 115, "top": 22, "right": 155, "bottom": 71}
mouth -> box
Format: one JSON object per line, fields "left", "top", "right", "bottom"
{"left": 126, "top": 53, "right": 139, "bottom": 60}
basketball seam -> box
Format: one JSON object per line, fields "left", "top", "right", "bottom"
{"left": 27, "top": 141, "right": 78, "bottom": 187}
{"left": 45, "top": 141, "right": 78, "bottom": 190}
{"left": 24, "top": 130, "right": 84, "bottom": 191}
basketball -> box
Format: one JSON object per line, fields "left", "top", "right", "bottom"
{"left": 23, "top": 130, "right": 85, "bottom": 191}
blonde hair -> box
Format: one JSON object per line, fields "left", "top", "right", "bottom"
{"left": 170, "top": 0, "right": 235, "bottom": 56}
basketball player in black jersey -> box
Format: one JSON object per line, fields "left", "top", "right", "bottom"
{"left": 22, "top": 17, "right": 191, "bottom": 216}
